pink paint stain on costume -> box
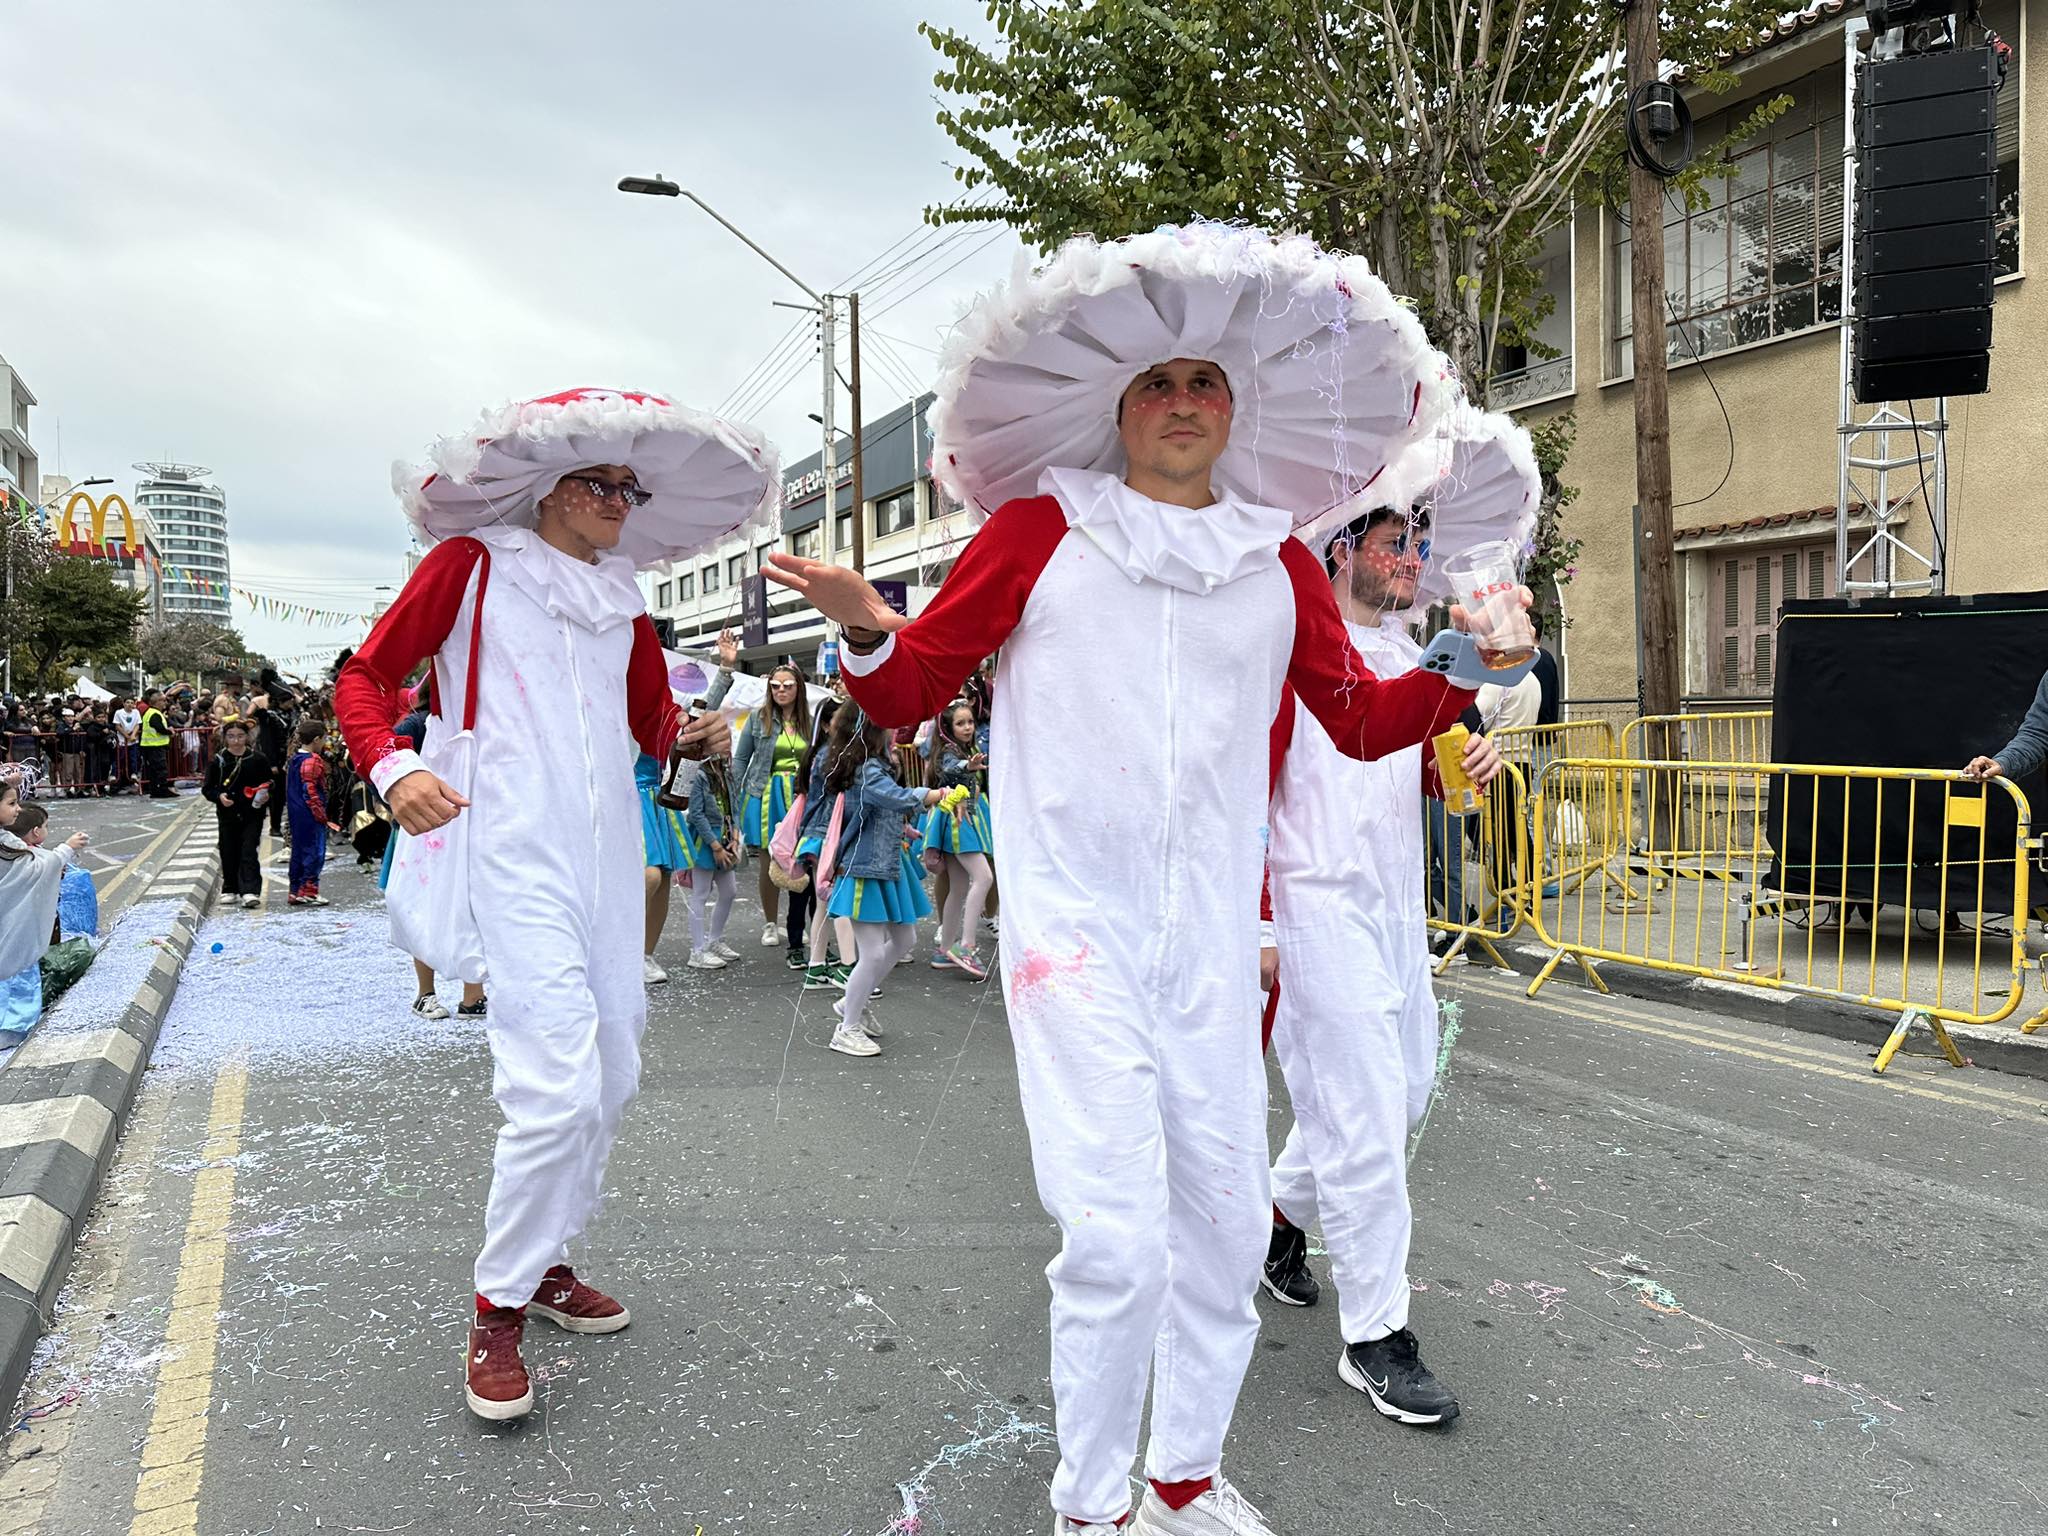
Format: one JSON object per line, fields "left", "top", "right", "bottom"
{"left": 1008, "top": 940, "right": 1093, "bottom": 1015}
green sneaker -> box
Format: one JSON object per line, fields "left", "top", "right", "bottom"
{"left": 803, "top": 965, "right": 840, "bottom": 992}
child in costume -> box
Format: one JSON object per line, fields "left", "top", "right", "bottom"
{"left": 678, "top": 756, "right": 742, "bottom": 970}
{"left": 636, "top": 752, "right": 696, "bottom": 983}
{"left": 728, "top": 663, "right": 810, "bottom": 947}
{"left": 0, "top": 778, "right": 89, "bottom": 1039}
{"left": 820, "top": 712, "right": 943, "bottom": 1058}
{"left": 794, "top": 700, "right": 861, "bottom": 991}
{"left": 921, "top": 700, "right": 994, "bottom": 979}
{"left": 203, "top": 720, "right": 271, "bottom": 910}
{"left": 286, "top": 717, "right": 338, "bottom": 907}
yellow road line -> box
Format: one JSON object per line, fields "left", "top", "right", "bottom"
{"left": 129, "top": 1061, "right": 246, "bottom": 1536}
{"left": 1447, "top": 973, "right": 2043, "bottom": 1117}
{"left": 1457, "top": 970, "right": 2048, "bottom": 1110}
{"left": 94, "top": 807, "right": 196, "bottom": 906}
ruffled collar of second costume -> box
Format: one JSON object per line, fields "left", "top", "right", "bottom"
{"left": 473, "top": 526, "right": 645, "bottom": 634}
{"left": 1042, "top": 467, "right": 1291, "bottom": 595}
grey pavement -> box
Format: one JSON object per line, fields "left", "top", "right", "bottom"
{"left": 3, "top": 858, "right": 2046, "bottom": 1535}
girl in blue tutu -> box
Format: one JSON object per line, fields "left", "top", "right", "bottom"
{"left": 920, "top": 701, "right": 994, "bottom": 980}
{"left": 679, "top": 757, "right": 741, "bottom": 970}
{"left": 821, "top": 712, "right": 945, "bottom": 1058}
{"left": 635, "top": 752, "right": 694, "bottom": 983}
{"left": 793, "top": 700, "right": 860, "bottom": 989}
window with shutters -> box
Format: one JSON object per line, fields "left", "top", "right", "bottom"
{"left": 1708, "top": 539, "right": 1837, "bottom": 697}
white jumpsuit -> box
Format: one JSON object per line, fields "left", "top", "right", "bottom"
{"left": 1267, "top": 615, "right": 1441, "bottom": 1345}
{"left": 840, "top": 475, "right": 1471, "bottom": 1524}
{"left": 340, "top": 529, "right": 667, "bottom": 1308}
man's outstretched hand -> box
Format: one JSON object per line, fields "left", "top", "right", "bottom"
{"left": 763, "top": 555, "right": 908, "bottom": 641}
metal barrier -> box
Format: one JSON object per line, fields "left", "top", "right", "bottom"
{"left": 4, "top": 725, "right": 220, "bottom": 793}
{"left": 1491, "top": 720, "right": 1624, "bottom": 908}
{"left": 1526, "top": 756, "right": 2039, "bottom": 1070}
{"left": 1618, "top": 710, "right": 1773, "bottom": 764}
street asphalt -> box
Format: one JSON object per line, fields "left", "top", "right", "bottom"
{"left": 4, "top": 847, "right": 2046, "bottom": 1536}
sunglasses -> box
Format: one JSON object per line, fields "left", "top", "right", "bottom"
{"left": 1361, "top": 532, "right": 1431, "bottom": 563}
{"left": 560, "top": 474, "right": 652, "bottom": 508}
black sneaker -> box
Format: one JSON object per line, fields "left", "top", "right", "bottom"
{"left": 1261, "top": 1220, "right": 1320, "bottom": 1307}
{"left": 785, "top": 948, "right": 806, "bottom": 971}
{"left": 1339, "top": 1329, "right": 1459, "bottom": 1425}
{"left": 456, "top": 996, "right": 489, "bottom": 1019}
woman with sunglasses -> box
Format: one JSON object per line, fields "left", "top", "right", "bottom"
{"left": 708, "top": 631, "right": 811, "bottom": 950}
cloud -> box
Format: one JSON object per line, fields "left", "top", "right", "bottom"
{"left": 9, "top": 0, "right": 1015, "bottom": 664}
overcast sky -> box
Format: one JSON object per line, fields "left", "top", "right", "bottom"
{"left": 6, "top": 0, "right": 1019, "bottom": 669}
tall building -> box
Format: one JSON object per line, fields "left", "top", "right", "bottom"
{"left": 0, "top": 354, "right": 38, "bottom": 518}
{"left": 135, "top": 462, "right": 230, "bottom": 623}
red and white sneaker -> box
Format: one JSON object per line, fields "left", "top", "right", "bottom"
{"left": 465, "top": 1304, "right": 534, "bottom": 1421}
{"left": 528, "top": 1264, "right": 631, "bottom": 1334}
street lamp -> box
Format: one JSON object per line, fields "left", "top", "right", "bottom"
{"left": 617, "top": 173, "right": 865, "bottom": 573}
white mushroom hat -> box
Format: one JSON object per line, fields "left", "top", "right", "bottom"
{"left": 1295, "top": 400, "right": 1541, "bottom": 609}
{"left": 394, "top": 387, "right": 780, "bottom": 571}
{"left": 929, "top": 222, "right": 1457, "bottom": 519}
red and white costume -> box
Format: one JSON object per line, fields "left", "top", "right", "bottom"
{"left": 849, "top": 472, "right": 1470, "bottom": 1520}
{"left": 335, "top": 388, "right": 777, "bottom": 1308}
{"left": 1265, "top": 407, "right": 1539, "bottom": 1347}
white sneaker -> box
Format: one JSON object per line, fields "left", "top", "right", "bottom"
{"left": 240, "top": 895, "right": 261, "bottom": 910}
{"left": 760, "top": 923, "right": 779, "bottom": 947}
{"left": 830, "top": 998, "right": 882, "bottom": 1040}
{"left": 1133, "top": 1477, "right": 1279, "bottom": 1536}
{"left": 710, "top": 940, "right": 742, "bottom": 962}
{"left": 686, "top": 950, "right": 726, "bottom": 971}
{"left": 411, "top": 994, "right": 450, "bottom": 1021}
{"left": 643, "top": 955, "right": 670, "bottom": 984}
{"left": 828, "top": 1026, "right": 880, "bottom": 1058}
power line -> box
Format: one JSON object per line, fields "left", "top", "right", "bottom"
{"left": 868, "top": 230, "right": 1013, "bottom": 322}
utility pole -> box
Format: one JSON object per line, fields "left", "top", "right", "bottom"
{"left": 819, "top": 293, "right": 838, "bottom": 572}
{"left": 848, "top": 291, "right": 866, "bottom": 575}
{"left": 1624, "top": 0, "right": 1681, "bottom": 726}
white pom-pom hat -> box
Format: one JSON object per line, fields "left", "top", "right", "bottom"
{"left": 1295, "top": 401, "right": 1540, "bottom": 610}
{"left": 929, "top": 222, "right": 1457, "bottom": 520}
{"left": 394, "top": 387, "right": 781, "bottom": 571}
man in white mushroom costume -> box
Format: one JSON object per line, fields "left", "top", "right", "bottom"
{"left": 767, "top": 226, "right": 1525, "bottom": 1536}
{"left": 1255, "top": 403, "right": 1540, "bottom": 1429}
{"left": 334, "top": 388, "right": 774, "bottom": 1422}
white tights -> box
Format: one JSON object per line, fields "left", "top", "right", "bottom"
{"left": 937, "top": 852, "right": 993, "bottom": 952}
{"left": 839, "top": 921, "right": 914, "bottom": 1034}
{"left": 686, "top": 868, "right": 738, "bottom": 953}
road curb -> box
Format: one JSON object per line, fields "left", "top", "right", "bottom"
{"left": 1471, "top": 937, "right": 2048, "bottom": 1081}
{"left": 0, "top": 805, "right": 218, "bottom": 1415}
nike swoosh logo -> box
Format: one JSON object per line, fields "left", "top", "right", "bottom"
{"left": 473, "top": 1349, "right": 489, "bottom": 1364}
{"left": 1364, "top": 1372, "right": 1390, "bottom": 1394}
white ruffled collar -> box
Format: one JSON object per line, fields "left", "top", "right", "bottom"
{"left": 1041, "top": 467, "right": 1290, "bottom": 594}
{"left": 473, "top": 526, "right": 645, "bottom": 634}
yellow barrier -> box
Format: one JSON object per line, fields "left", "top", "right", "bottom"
{"left": 1492, "top": 720, "right": 1625, "bottom": 904}
{"left": 1525, "top": 757, "right": 2039, "bottom": 1071}
{"left": 1426, "top": 761, "right": 1555, "bottom": 973}
{"left": 1619, "top": 710, "right": 1773, "bottom": 764}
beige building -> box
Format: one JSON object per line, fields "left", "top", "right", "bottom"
{"left": 1500, "top": 0, "right": 2042, "bottom": 720}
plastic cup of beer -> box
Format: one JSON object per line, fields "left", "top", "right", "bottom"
{"left": 1442, "top": 539, "right": 1535, "bottom": 669}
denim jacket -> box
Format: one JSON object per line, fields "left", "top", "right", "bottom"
{"left": 797, "top": 754, "right": 834, "bottom": 844}
{"left": 679, "top": 759, "right": 730, "bottom": 848}
{"left": 707, "top": 669, "right": 804, "bottom": 808}
{"left": 832, "top": 758, "right": 929, "bottom": 879}
{"left": 931, "top": 741, "right": 982, "bottom": 793}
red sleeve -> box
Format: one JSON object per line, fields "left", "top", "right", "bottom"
{"left": 841, "top": 496, "right": 1068, "bottom": 727}
{"left": 334, "top": 538, "right": 485, "bottom": 783}
{"left": 1260, "top": 687, "right": 1297, "bottom": 924}
{"left": 627, "top": 615, "right": 683, "bottom": 762}
{"left": 303, "top": 756, "right": 328, "bottom": 822}
{"left": 1279, "top": 538, "right": 1473, "bottom": 761}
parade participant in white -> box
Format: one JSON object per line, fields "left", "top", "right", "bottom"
{"left": 1259, "top": 405, "right": 1538, "bottom": 1426}
{"left": 335, "top": 388, "right": 774, "bottom": 1422}
{"left": 768, "top": 224, "right": 1517, "bottom": 1536}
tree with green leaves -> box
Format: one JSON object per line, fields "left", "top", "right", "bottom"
{"left": 137, "top": 618, "right": 264, "bottom": 684}
{"left": 924, "top": 0, "right": 1781, "bottom": 388}
{"left": 921, "top": 0, "right": 1784, "bottom": 603}
{"left": 8, "top": 556, "right": 146, "bottom": 691}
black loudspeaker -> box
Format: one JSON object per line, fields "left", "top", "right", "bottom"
{"left": 1850, "top": 45, "right": 2000, "bottom": 403}
{"left": 1767, "top": 592, "right": 2048, "bottom": 915}
{"left": 652, "top": 617, "right": 677, "bottom": 648}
